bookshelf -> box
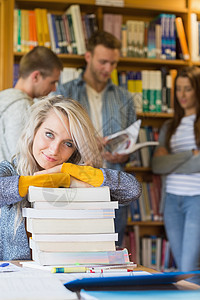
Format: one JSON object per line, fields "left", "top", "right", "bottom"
{"left": 1, "top": 0, "right": 196, "bottom": 91}
{"left": 1, "top": 0, "right": 199, "bottom": 269}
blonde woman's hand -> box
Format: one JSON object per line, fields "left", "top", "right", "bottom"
{"left": 70, "top": 176, "right": 93, "bottom": 188}
{"left": 34, "top": 164, "right": 63, "bottom": 175}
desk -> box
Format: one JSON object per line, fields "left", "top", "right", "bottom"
{"left": 9, "top": 261, "right": 200, "bottom": 291}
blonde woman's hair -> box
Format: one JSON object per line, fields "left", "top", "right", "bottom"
{"left": 16, "top": 95, "right": 102, "bottom": 176}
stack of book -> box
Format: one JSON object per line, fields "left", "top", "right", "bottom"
{"left": 22, "top": 186, "right": 130, "bottom": 266}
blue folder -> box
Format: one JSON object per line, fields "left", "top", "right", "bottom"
{"left": 80, "top": 290, "right": 200, "bottom": 300}
{"left": 64, "top": 271, "right": 200, "bottom": 292}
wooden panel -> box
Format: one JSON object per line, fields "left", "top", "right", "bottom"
{"left": 15, "top": 0, "right": 94, "bottom": 11}
{"left": 0, "top": 0, "right": 14, "bottom": 90}
{"left": 125, "top": 0, "right": 188, "bottom": 12}
{"left": 191, "top": 0, "right": 200, "bottom": 11}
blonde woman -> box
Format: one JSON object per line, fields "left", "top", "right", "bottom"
{"left": 0, "top": 96, "right": 141, "bottom": 261}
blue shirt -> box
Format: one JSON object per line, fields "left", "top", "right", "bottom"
{"left": 55, "top": 72, "right": 136, "bottom": 170}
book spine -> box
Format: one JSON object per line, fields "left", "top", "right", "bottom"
{"left": 35, "top": 8, "right": 44, "bottom": 46}
{"left": 51, "top": 14, "right": 61, "bottom": 54}
{"left": 175, "top": 17, "right": 190, "bottom": 60}
{"left": 134, "top": 71, "right": 143, "bottom": 113}
{"left": 20, "top": 10, "right": 26, "bottom": 52}
{"left": 58, "top": 15, "right": 69, "bottom": 53}
{"left": 47, "top": 13, "right": 56, "bottom": 52}
{"left": 141, "top": 70, "right": 150, "bottom": 112}
{"left": 42, "top": 9, "right": 51, "bottom": 48}
{"left": 149, "top": 70, "right": 157, "bottom": 112}
{"left": 66, "top": 14, "right": 78, "bottom": 54}
{"left": 155, "top": 70, "right": 162, "bottom": 112}
{"left": 169, "top": 14, "right": 176, "bottom": 59}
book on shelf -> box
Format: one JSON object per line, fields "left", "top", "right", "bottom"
{"left": 42, "top": 9, "right": 51, "bottom": 48}
{"left": 105, "top": 119, "right": 158, "bottom": 155}
{"left": 65, "top": 5, "right": 86, "bottom": 55}
{"left": 50, "top": 13, "right": 61, "bottom": 54}
{"left": 28, "top": 186, "right": 111, "bottom": 203}
{"left": 142, "top": 235, "right": 162, "bottom": 270}
{"left": 29, "top": 238, "right": 116, "bottom": 252}
{"left": 35, "top": 8, "right": 44, "bottom": 47}
{"left": 103, "top": 13, "right": 122, "bottom": 41}
{"left": 22, "top": 207, "right": 115, "bottom": 219}
{"left": 175, "top": 17, "right": 190, "bottom": 60}
{"left": 29, "top": 10, "right": 38, "bottom": 50}
{"left": 47, "top": 13, "right": 56, "bottom": 53}
{"left": 128, "top": 231, "right": 137, "bottom": 263}
{"left": 121, "top": 24, "right": 127, "bottom": 57}
{"left": 129, "top": 178, "right": 162, "bottom": 222}
{"left": 27, "top": 217, "right": 115, "bottom": 234}
{"left": 31, "top": 245, "right": 129, "bottom": 266}
{"left": 190, "top": 13, "right": 199, "bottom": 61}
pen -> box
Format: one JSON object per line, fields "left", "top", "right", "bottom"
{"left": 88, "top": 268, "right": 130, "bottom": 273}
{"left": 51, "top": 266, "right": 133, "bottom": 274}
{"left": 0, "top": 263, "right": 9, "bottom": 267}
{"left": 51, "top": 267, "right": 87, "bottom": 273}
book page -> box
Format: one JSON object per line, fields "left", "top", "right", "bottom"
{"left": 0, "top": 269, "right": 77, "bottom": 300}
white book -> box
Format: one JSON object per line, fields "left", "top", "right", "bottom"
{"left": 191, "top": 13, "right": 199, "bottom": 61}
{"left": 28, "top": 186, "right": 110, "bottom": 203}
{"left": 105, "top": 120, "right": 159, "bottom": 155}
{"left": 22, "top": 208, "right": 115, "bottom": 219}
{"left": 30, "top": 238, "right": 116, "bottom": 252}
{"left": 31, "top": 247, "right": 129, "bottom": 266}
{"left": 32, "top": 200, "right": 118, "bottom": 210}
{"left": 65, "top": 5, "right": 86, "bottom": 55}
{"left": 31, "top": 233, "right": 118, "bottom": 242}
{"left": 27, "top": 218, "right": 115, "bottom": 234}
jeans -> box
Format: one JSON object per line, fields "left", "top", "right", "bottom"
{"left": 114, "top": 205, "right": 128, "bottom": 247}
{"left": 164, "top": 193, "right": 200, "bottom": 285}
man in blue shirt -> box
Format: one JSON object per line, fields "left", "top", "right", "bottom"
{"left": 55, "top": 31, "right": 136, "bottom": 246}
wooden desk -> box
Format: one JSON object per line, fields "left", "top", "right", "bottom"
{"left": 8, "top": 261, "right": 200, "bottom": 291}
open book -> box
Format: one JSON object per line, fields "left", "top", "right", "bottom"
{"left": 105, "top": 120, "right": 159, "bottom": 155}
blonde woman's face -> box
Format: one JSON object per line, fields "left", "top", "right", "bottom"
{"left": 33, "top": 110, "right": 76, "bottom": 170}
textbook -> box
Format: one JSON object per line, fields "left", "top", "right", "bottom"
{"left": 28, "top": 186, "right": 110, "bottom": 203}
{"left": 29, "top": 238, "right": 116, "bottom": 252}
{"left": 105, "top": 119, "right": 158, "bottom": 155}
{"left": 27, "top": 218, "right": 115, "bottom": 234}
{"left": 64, "top": 270, "right": 200, "bottom": 291}
{"left": 22, "top": 208, "right": 115, "bottom": 219}
{"left": 31, "top": 247, "right": 130, "bottom": 266}
{"left": 31, "top": 233, "right": 118, "bottom": 242}
{"left": 32, "top": 200, "right": 118, "bottom": 210}
{"left": 26, "top": 185, "right": 121, "bottom": 267}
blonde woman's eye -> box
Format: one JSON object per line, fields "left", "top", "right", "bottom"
{"left": 46, "top": 132, "right": 53, "bottom": 138}
{"left": 65, "top": 141, "right": 73, "bottom": 148}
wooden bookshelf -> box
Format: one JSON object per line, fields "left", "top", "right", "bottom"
{"left": 1, "top": 0, "right": 200, "bottom": 269}
{"left": 1, "top": 0, "right": 198, "bottom": 90}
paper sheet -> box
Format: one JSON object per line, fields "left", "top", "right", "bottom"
{"left": 0, "top": 269, "right": 77, "bottom": 300}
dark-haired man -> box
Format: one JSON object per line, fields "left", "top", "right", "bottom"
{"left": 0, "top": 46, "right": 63, "bottom": 162}
{"left": 55, "top": 31, "right": 137, "bottom": 247}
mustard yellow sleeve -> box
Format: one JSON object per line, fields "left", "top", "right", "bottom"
{"left": 19, "top": 173, "right": 70, "bottom": 197}
{"left": 61, "top": 163, "right": 104, "bottom": 187}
